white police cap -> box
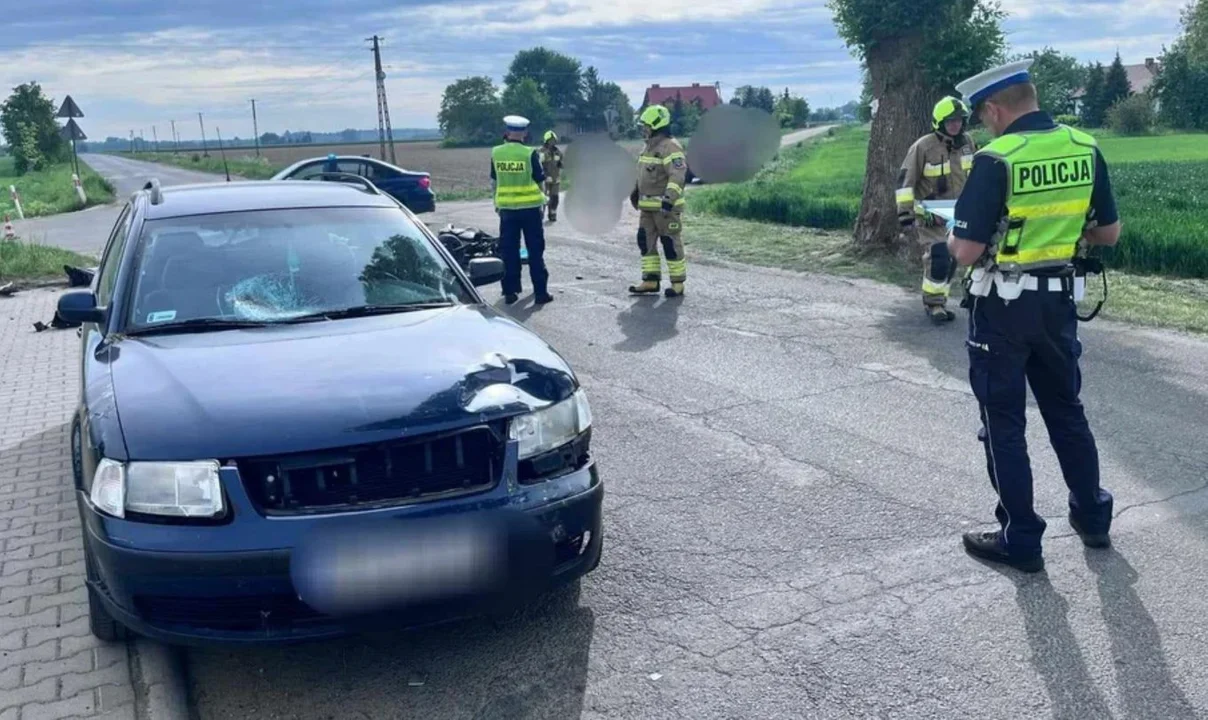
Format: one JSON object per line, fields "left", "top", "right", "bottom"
{"left": 955, "top": 59, "right": 1035, "bottom": 107}
{"left": 503, "top": 115, "right": 530, "bottom": 131}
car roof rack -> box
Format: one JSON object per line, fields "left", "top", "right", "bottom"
{"left": 307, "top": 171, "right": 382, "bottom": 195}
{"left": 143, "top": 178, "right": 163, "bottom": 205}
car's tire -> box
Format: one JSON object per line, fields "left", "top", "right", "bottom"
{"left": 70, "top": 417, "right": 83, "bottom": 489}
{"left": 84, "top": 544, "right": 127, "bottom": 642}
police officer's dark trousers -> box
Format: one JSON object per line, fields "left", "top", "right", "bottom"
{"left": 967, "top": 281, "right": 1113, "bottom": 558}
{"left": 498, "top": 207, "right": 549, "bottom": 297}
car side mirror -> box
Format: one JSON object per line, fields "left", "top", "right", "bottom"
{"left": 57, "top": 290, "right": 107, "bottom": 325}
{"left": 468, "top": 258, "right": 505, "bottom": 287}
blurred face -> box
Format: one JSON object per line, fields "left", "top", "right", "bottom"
{"left": 641, "top": 123, "right": 653, "bottom": 138}
{"left": 944, "top": 117, "right": 964, "bottom": 137}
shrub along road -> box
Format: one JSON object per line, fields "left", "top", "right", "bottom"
{"left": 14, "top": 151, "right": 1208, "bottom": 719}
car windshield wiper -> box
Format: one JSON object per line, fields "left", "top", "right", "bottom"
{"left": 287, "top": 301, "right": 456, "bottom": 321}
{"left": 125, "top": 317, "right": 283, "bottom": 336}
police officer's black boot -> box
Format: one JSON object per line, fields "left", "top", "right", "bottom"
{"left": 1069, "top": 515, "right": 1111, "bottom": 548}
{"left": 961, "top": 531, "right": 1045, "bottom": 573}
{"left": 927, "top": 304, "right": 956, "bottom": 325}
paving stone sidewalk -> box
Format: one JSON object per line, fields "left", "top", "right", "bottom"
{"left": 1, "top": 289, "right": 136, "bottom": 719}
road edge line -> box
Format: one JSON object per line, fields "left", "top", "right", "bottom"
{"left": 129, "top": 637, "right": 191, "bottom": 720}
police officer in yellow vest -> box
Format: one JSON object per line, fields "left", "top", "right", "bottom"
{"left": 490, "top": 115, "right": 552, "bottom": 305}
{"left": 897, "top": 97, "right": 977, "bottom": 324}
{"left": 628, "top": 104, "right": 688, "bottom": 298}
{"left": 947, "top": 60, "right": 1121, "bottom": 572}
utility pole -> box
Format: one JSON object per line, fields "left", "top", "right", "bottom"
{"left": 152, "top": 125, "right": 159, "bottom": 153}
{"left": 198, "top": 112, "right": 209, "bottom": 157}
{"left": 170, "top": 120, "right": 178, "bottom": 153}
{"left": 250, "top": 99, "right": 261, "bottom": 157}
{"left": 129, "top": 130, "right": 135, "bottom": 153}
{"left": 368, "top": 35, "right": 396, "bottom": 164}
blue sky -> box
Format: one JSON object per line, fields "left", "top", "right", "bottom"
{"left": 0, "top": 0, "right": 1189, "bottom": 141}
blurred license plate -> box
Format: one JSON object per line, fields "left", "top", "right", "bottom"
{"left": 291, "top": 518, "right": 504, "bottom": 616}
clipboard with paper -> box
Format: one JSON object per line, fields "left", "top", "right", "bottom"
{"left": 919, "top": 200, "right": 956, "bottom": 227}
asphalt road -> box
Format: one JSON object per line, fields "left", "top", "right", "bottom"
{"left": 10, "top": 153, "right": 230, "bottom": 256}
{"left": 46, "top": 153, "right": 1208, "bottom": 718}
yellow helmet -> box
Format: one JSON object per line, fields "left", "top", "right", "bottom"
{"left": 932, "top": 96, "right": 970, "bottom": 134}
{"left": 543, "top": 130, "right": 557, "bottom": 143}
{"left": 639, "top": 104, "right": 671, "bottom": 131}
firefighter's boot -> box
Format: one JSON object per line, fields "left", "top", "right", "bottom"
{"left": 664, "top": 282, "right": 685, "bottom": 298}
{"left": 628, "top": 280, "right": 660, "bottom": 295}
{"left": 928, "top": 305, "right": 955, "bottom": 325}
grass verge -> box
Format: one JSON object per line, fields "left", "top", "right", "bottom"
{"left": 120, "top": 151, "right": 279, "bottom": 179}
{"left": 687, "top": 213, "right": 1208, "bottom": 335}
{"left": 0, "top": 238, "right": 95, "bottom": 284}
{"left": 0, "top": 157, "right": 115, "bottom": 218}
{"left": 694, "top": 126, "right": 1208, "bottom": 279}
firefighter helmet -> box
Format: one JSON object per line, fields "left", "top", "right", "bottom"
{"left": 639, "top": 104, "right": 672, "bottom": 131}
{"left": 932, "top": 96, "right": 970, "bottom": 135}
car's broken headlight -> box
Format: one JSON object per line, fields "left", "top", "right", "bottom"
{"left": 510, "top": 388, "right": 592, "bottom": 460}
{"left": 91, "top": 459, "right": 225, "bottom": 519}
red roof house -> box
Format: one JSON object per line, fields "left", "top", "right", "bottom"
{"left": 641, "top": 83, "right": 723, "bottom": 111}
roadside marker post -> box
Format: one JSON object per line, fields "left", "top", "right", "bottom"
{"left": 9, "top": 186, "right": 22, "bottom": 220}
{"left": 72, "top": 173, "right": 88, "bottom": 206}
{"left": 3, "top": 214, "right": 14, "bottom": 240}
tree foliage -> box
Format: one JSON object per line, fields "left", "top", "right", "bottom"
{"left": 1104, "top": 53, "right": 1133, "bottom": 108}
{"left": 504, "top": 47, "right": 583, "bottom": 112}
{"left": 775, "top": 89, "right": 811, "bottom": 128}
{"left": 1107, "top": 93, "right": 1154, "bottom": 135}
{"left": 438, "top": 76, "right": 503, "bottom": 146}
{"left": 1079, "top": 62, "right": 1108, "bottom": 128}
{"left": 828, "top": 0, "right": 1006, "bottom": 93}
{"left": 578, "top": 67, "right": 635, "bottom": 135}
{"left": 1009, "top": 47, "right": 1085, "bottom": 116}
{"left": 501, "top": 78, "right": 554, "bottom": 139}
{"left": 0, "top": 82, "right": 65, "bottom": 174}
{"left": 1152, "top": 0, "right": 1208, "bottom": 130}
{"left": 730, "top": 85, "right": 776, "bottom": 113}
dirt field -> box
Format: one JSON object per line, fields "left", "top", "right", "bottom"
{"left": 251, "top": 142, "right": 492, "bottom": 195}
{"left": 251, "top": 140, "right": 644, "bottom": 195}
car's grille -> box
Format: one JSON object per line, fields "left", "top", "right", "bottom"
{"left": 236, "top": 423, "right": 505, "bottom": 514}
{"left": 135, "top": 594, "right": 331, "bottom": 633}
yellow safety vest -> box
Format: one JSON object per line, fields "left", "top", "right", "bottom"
{"left": 977, "top": 125, "right": 1097, "bottom": 273}
{"left": 492, "top": 142, "right": 544, "bottom": 210}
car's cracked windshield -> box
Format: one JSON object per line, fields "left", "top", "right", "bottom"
{"left": 126, "top": 206, "right": 470, "bottom": 330}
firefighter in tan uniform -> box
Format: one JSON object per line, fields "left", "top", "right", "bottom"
{"left": 897, "top": 96, "right": 977, "bottom": 324}
{"left": 540, "top": 130, "right": 563, "bottom": 223}
{"left": 628, "top": 104, "right": 688, "bottom": 298}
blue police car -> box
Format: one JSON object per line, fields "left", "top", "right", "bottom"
{"left": 273, "top": 154, "right": 437, "bottom": 214}
{"left": 58, "top": 177, "right": 602, "bottom": 645}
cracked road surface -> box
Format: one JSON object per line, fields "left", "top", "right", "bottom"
{"left": 177, "top": 196, "right": 1208, "bottom": 720}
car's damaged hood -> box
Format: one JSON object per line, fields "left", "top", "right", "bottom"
{"left": 109, "top": 306, "right": 578, "bottom": 460}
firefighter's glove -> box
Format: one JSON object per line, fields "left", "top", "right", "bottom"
{"left": 661, "top": 196, "right": 675, "bottom": 213}
{"left": 629, "top": 187, "right": 640, "bottom": 210}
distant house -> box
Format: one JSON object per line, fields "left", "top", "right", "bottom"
{"left": 552, "top": 108, "right": 581, "bottom": 140}
{"left": 640, "top": 82, "right": 724, "bottom": 112}
{"left": 1072, "top": 58, "right": 1161, "bottom": 115}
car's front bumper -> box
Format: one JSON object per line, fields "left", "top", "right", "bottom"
{"left": 82, "top": 461, "right": 602, "bottom": 646}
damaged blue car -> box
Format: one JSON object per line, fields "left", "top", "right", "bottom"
{"left": 58, "top": 177, "right": 602, "bottom": 646}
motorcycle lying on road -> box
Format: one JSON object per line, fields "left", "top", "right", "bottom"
{"left": 431, "top": 223, "right": 526, "bottom": 270}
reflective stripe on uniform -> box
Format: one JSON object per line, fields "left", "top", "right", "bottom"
{"left": 896, "top": 187, "right": 915, "bottom": 204}
{"left": 639, "top": 196, "right": 684, "bottom": 209}
{"left": 638, "top": 153, "right": 685, "bottom": 165}
{"left": 666, "top": 182, "right": 683, "bottom": 194}
{"left": 922, "top": 278, "right": 950, "bottom": 295}
{"left": 923, "top": 162, "right": 947, "bottom": 178}
{"left": 667, "top": 259, "right": 686, "bottom": 282}
{"left": 961, "top": 156, "right": 973, "bottom": 171}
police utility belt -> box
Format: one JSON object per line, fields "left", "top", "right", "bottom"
{"left": 965, "top": 267, "right": 1086, "bottom": 302}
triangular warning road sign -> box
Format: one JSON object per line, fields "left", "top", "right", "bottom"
{"left": 60, "top": 118, "right": 87, "bottom": 141}
{"left": 56, "top": 95, "right": 84, "bottom": 118}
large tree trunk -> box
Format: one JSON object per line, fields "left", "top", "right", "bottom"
{"left": 853, "top": 35, "right": 933, "bottom": 251}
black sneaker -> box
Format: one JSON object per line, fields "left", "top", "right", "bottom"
{"left": 504, "top": 293, "right": 519, "bottom": 305}
{"left": 534, "top": 293, "right": 554, "bottom": 305}
{"left": 1069, "top": 515, "right": 1111, "bottom": 549}
{"left": 962, "top": 531, "right": 1045, "bottom": 573}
